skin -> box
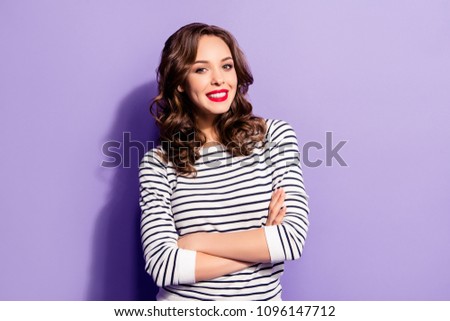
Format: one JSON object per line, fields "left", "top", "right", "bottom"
{"left": 182, "top": 188, "right": 287, "bottom": 282}
{"left": 176, "top": 35, "right": 287, "bottom": 282}
{"left": 178, "top": 35, "right": 238, "bottom": 142}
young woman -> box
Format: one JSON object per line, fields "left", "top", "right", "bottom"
{"left": 139, "top": 23, "right": 309, "bottom": 300}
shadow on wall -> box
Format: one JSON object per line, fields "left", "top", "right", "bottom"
{"left": 88, "top": 81, "right": 160, "bottom": 300}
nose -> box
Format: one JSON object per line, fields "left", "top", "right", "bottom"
{"left": 211, "top": 67, "right": 225, "bottom": 86}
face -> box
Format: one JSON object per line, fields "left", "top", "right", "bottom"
{"left": 178, "top": 35, "right": 238, "bottom": 125}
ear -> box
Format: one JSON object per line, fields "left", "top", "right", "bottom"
{"left": 177, "top": 85, "right": 184, "bottom": 93}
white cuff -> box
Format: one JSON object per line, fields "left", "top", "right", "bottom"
{"left": 176, "top": 249, "right": 197, "bottom": 284}
{"left": 264, "top": 225, "right": 285, "bottom": 263}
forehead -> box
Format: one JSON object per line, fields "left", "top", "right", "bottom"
{"left": 195, "top": 35, "right": 232, "bottom": 60}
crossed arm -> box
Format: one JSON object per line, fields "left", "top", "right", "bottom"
{"left": 140, "top": 121, "right": 310, "bottom": 287}
{"left": 178, "top": 188, "right": 287, "bottom": 282}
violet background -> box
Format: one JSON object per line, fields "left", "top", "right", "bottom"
{"left": 1, "top": 0, "right": 449, "bottom": 300}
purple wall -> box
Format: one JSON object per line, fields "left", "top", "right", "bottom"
{"left": 1, "top": 0, "right": 449, "bottom": 300}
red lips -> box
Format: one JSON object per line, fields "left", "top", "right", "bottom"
{"left": 206, "top": 89, "right": 228, "bottom": 102}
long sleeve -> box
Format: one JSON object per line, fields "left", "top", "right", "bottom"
{"left": 263, "top": 119, "right": 310, "bottom": 263}
{"left": 139, "top": 149, "right": 196, "bottom": 287}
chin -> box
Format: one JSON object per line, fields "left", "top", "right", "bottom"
{"left": 205, "top": 104, "right": 232, "bottom": 115}
{"left": 215, "top": 106, "right": 232, "bottom": 115}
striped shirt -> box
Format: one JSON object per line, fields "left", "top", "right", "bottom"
{"left": 139, "top": 119, "right": 309, "bottom": 300}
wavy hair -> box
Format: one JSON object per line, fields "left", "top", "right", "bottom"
{"left": 150, "top": 22, "right": 267, "bottom": 177}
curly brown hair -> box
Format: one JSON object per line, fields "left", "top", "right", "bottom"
{"left": 150, "top": 22, "right": 267, "bottom": 177}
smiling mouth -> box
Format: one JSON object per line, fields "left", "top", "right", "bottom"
{"left": 206, "top": 90, "right": 228, "bottom": 102}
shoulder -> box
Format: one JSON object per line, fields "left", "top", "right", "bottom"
{"left": 264, "top": 118, "right": 297, "bottom": 143}
{"left": 139, "top": 146, "right": 169, "bottom": 173}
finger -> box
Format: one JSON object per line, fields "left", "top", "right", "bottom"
{"left": 273, "top": 206, "right": 287, "bottom": 225}
{"left": 270, "top": 188, "right": 282, "bottom": 203}
{"left": 273, "top": 189, "right": 285, "bottom": 213}
{"left": 268, "top": 202, "right": 286, "bottom": 226}
{"left": 267, "top": 189, "right": 280, "bottom": 225}
{"left": 268, "top": 188, "right": 285, "bottom": 225}
{"left": 267, "top": 189, "right": 282, "bottom": 225}
{"left": 271, "top": 190, "right": 286, "bottom": 225}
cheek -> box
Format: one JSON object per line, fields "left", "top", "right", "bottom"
{"left": 230, "top": 73, "right": 238, "bottom": 89}
{"left": 185, "top": 76, "right": 203, "bottom": 90}
{"left": 229, "top": 70, "right": 237, "bottom": 81}
{"left": 231, "top": 73, "right": 238, "bottom": 87}
{"left": 192, "top": 79, "right": 210, "bottom": 95}
{"left": 185, "top": 81, "right": 203, "bottom": 100}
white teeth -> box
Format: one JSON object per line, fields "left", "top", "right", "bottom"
{"left": 207, "top": 92, "right": 227, "bottom": 98}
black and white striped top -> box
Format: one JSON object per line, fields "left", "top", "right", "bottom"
{"left": 139, "top": 119, "right": 309, "bottom": 300}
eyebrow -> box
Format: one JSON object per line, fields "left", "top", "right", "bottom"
{"left": 193, "top": 56, "right": 233, "bottom": 64}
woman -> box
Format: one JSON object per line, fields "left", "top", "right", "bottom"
{"left": 139, "top": 22, "right": 309, "bottom": 300}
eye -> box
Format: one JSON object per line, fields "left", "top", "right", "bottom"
{"left": 223, "top": 64, "right": 234, "bottom": 70}
{"left": 194, "top": 67, "right": 207, "bottom": 74}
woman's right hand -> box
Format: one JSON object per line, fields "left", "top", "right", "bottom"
{"left": 266, "top": 187, "right": 287, "bottom": 226}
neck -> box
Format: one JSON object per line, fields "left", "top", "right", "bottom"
{"left": 195, "top": 115, "right": 219, "bottom": 143}
{"left": 202, "top": 128, "right": 219, "bottom": 144}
